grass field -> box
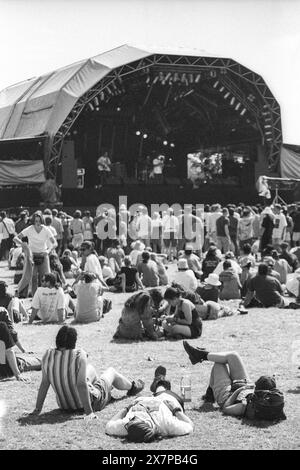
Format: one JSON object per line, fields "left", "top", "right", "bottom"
{"left": 0, "top": 260, "right": 300, "bottom": 450}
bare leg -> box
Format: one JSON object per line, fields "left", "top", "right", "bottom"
{"left": 100, "top": 366, "right": 132, "bottom": 390}
{"left": 207, "top": 351, "right": 250, "bottom": 382}
{"left": 163, "top": 321, "right": 191, "bottom": 338}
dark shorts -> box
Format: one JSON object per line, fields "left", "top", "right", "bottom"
{"left": 88, "top": 377, "right": 111, "bottom": 412}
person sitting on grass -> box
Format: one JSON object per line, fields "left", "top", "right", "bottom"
{"left": 0, "top": 281, "right": 27, "bottom": 323}
{"left": 279, "top": 242, "right": 298, "bottom": 272}
{"left": 60, "top": 249, "right": 79, "bottom": 279}
{"left": 243, "top": 263, "right": 285, "bottom": 308}
{"left": 182, "top": 341, "right": 286, "bottom": 421}
{"left": 105, "top": 365, "right": 194, "bottom": 442}
{"left": 137, "top": 251, "right": 160, "bottom": 287}
{"left": 30, "top": 325, "right": 144, "bottom": 419}
{"left": 117, "top": 256, "right": 144, "bottom": 293}
{"left": 180, "top": 245, "right": 202, "bottom": 280}
{"left": 219, "top": 260, "right": 242, "bottom": 300}
{"left": 29, "top": 273, "right": 66, "bottom": 324}
{"left": 99, "top": 256, "right": 116, "bottom": 286}
{"left": 150, "top": 253, "right": 169, "bottom": 286}
{"left": 173, "top": 258, "right": 198, "bottom": 292}
{"left": 162, "top": 287, "right": 202, "bottom": 339}
{"left": 0, "top": 307, "right": 28, "bottom": 353}
{"left": 196, "top": 273, "right": 220, "bottom": 303}
{"left": 0, "top": 322, "right": 41, "bottom": 381}
{"left": 113, "top": 289, "right": 164, "bottom": 341}
{"left": 72, "top": 272, "right": 103, "bottom": 323}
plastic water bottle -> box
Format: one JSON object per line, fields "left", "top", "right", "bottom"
{"left": 180, "top": 376, "right": 192, "bottom": 402}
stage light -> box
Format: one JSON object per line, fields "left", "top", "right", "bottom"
{"left": 163, "top": 140, "right": 168, "bottom": 145}
{"left": 240, "top": 108, "right": 247, "bottom": 116}
{"left": 96, "top": 107, "right": 100, "bottom": 111}
{"left": 224, "top": 92, "right": 230, "bottom": 99}
{"left": 170, "top": 143, "right": 175, "bottom": 147}
{"left": 213, "top": 80, "right": 219, "bottom": 88}
{"left": 136, "top": 131, "right": 141, "bottom": 136}
{"left": 117, "top": 107, "right": 121, "bottom": 112}
{"left": 195, "top": 74, "right": 201, "bottom": 83}
{"left": 94, "top": 97, "right": 99, "bottom": 107}
{"left": 153, "top": 76, "right": 159, "bottom": 84}
{"left": 88, "top": 103, "right": 94, "bottom": 111}
{"left": 162, "top": 72, "right": 171, "bottom": 84}
{"left": 143, "top": 134, "right": 148, "bottom": 139}
{"left": 264, "top": 124, "right": 272, "bottom": 128}
{"left": 210, "top": 70, "right": 217, "bottom": 78}
{"left": 230, "top": 97, "right": 235, "bottom": 105}
{"left": 146, "top": 76, "right": 151, "bottom": 84}
{"left": 73, "top": 130, "right": 78, "bottom": 135}
{"left": 173, "top": 73, "right": 179, "bottom": 82}
{"left": 219, "top": 86, "right": 225, "bottom": 92}
{"left": 235, "top": 103, "right": 241, "bottom": 111}
{"left": 189, "top": 74, "right": 194, "bottom": 83}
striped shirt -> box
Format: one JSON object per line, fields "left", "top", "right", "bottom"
{"left": 42, "top": 348, "right": 84, "bottom": 410}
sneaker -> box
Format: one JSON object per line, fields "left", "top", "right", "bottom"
{"left": 127, "top": 379, "right": 145, "bottom": 396}
{"left": 183, "top": 341, "right": 207, "bottom": 365}
{"left": 150, "top": 366, "right": 170, "bottom": 393}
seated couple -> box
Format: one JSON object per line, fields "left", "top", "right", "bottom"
{"left": 0, "top": 321, "right": 41, "bottom": 381}
{"left": 183, "top": 342, "right": 286, "bottom": 422}
{"left": 113, "top": 287, "right": 202, "bottom": 341}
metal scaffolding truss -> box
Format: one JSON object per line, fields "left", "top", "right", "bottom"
{"left": 48, "top": 54, "right": 282, "bottom": 178}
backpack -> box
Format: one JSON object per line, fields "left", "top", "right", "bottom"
{"left": 248, "top": 389, "right": 286, "bottom": 421}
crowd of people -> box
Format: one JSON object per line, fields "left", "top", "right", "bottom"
{"left": 0, "top": 200, "right": 295, "bottom": 443}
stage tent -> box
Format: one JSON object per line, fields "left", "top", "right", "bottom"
{"left": 280, "top": 144, "right": 300, "bottom": 179}
{"left": 0, "top": 45, "right": 217, "bottom": 140}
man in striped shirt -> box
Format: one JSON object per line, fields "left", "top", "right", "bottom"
{"left": 31, "top": 326, "right": 145, "bottom": 419}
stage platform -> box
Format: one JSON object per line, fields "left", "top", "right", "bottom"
{"left": 0, "top": 183, "right": 267, "bottom": 211}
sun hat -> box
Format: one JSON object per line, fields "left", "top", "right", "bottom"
{"left": 185, "top": 244, "right": 194, "bottom": 251}
{"left": 177, "top": 259, "right": 189, "bottom": 270}
{"left": 204, "top": 273, "right": 221, "bottom": 286}
{"left": 131, "top": 240, "right": 145, "bottom": 251}
{"left": 240, "top": 256, "right": 252, "bottom": 268}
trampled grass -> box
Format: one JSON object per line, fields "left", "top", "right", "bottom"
{"left": 0, "top": 261, "right": 300, "bottom": 450}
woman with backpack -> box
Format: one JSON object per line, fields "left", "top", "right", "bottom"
{"left": 183, "top": 342, "right": 286, "bottom": 421}
{"left": 162, "top": 287, "right": 202, "bottom": 339}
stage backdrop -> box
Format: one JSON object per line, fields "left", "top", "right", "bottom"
{"left": 0, "top": 160, "right": 45, "bottom": 185}
{"left": 281, "top": 145, "right": 300, "bottom": 179}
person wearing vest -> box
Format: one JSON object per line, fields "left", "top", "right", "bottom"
{"left": 30, "top": 325, "right": 145, "bottom": 419}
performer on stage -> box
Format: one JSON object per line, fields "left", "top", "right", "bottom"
{"left": 151, "top": 155, "right": 165, "bottom": 183}
{"left": 256, "top": 176, "right": 271, "bottom": 205}
{"left": 97, "top": 151, "right": 112, "bottom": 187}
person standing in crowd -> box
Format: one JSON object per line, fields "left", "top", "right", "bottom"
{"left": 59, "top": 211, "right": 72, "bottom": 253}
{"left": 238, "top": 207, "right": 254, "bottom": 251}
{"left": 97, "top": 151, "right": 111, "bottom": 187}
{"left": 162, "top": 208, "right": 179, "bottom": 261}
{"left": 283, "top": 207, "right": 293, "bottom": 246}
{"left": 179, "top": 207, "right": 204, "bottom": 257}
{"left": 151, "top": 155, "right": 165, "bottom": 183}
{"left": 30, "top": 325, "right": 144, "bottom": 419}
{"left": 216, "top": 208, "right": 231, "bottom": 254}
{"left": 15, "top": 211, "right": 30, "bottom": 236}
{"left": 136, "top": 206, "right": 152, "bottom": 247}
{"left": 202, "top": 205, "right": 211, "bottom": 252}
{"left": 0, "top": 211, "right": 15, "bottom": 261}
{"left": 150, "top": 212, "right": 162, "bottom": 254}
{"left": 70, "top": 210, "right": 84, "bottom": 249}
{"left": 290, "top": 203, "right": 300, "bottom": 246}
{"left": 259, "top": 207, "right": 274, "bottom": 253}
{"left": 79, "top": 241, "right": 108, "bottom": 288}
{"left": 207, "top": 204, "right": 222, "bottom": 244}
{"left": 44, "top": 216, "right": 57, "bottom": 241}
{"left": 228, "top": 207, "right": 239, "bottom": 255}
{"left": 82, "top": 210, "right": 94, "bottom": 242}
{"left": 51, "top": 209, "right": 63, "bottom": 255}
{"left": 14, "top": 212, "right": 57, "bottom": 296}
{"left": 272, "top": 205, "right": 287, "bottom": 250}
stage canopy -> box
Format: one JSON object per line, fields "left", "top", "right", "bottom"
{"left": 0, "top": 44, "right": 282, "bottom": 177}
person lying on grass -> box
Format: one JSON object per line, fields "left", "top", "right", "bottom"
{"left": 0, "top": 322, "right": 41, "bottom": 382}
{"left": 183, "top": 341, "right": 286, "bottom": 421}
{"left": 30, "top": 325, "right": 145, "bottom": 419}
{"left": 105, "top": 365, "right": 194, "bottom": 442}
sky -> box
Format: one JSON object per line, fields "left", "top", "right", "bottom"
{"left": 0, "top": 0, "right": 299, "bottom": 143}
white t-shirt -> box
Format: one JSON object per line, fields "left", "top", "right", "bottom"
{"left": 84, "top": 254, "right": 104, "bottom": 281}
{"left": 273, "top": 213, "right": 287, "bottom": 238}
{"left": 173, "top": 270, "right": 198, "bottom": 292}
{"left": 137, "top": 214, "right": 152, "bottom": 239}
{"left": 32, "top": 287, "right": 66, "bottom": 323}
{"left": 21, "top": 225, "right": 53, "bottom": 253}
{"left": 105, "top": 391, "right": 193, "bottom": 437}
